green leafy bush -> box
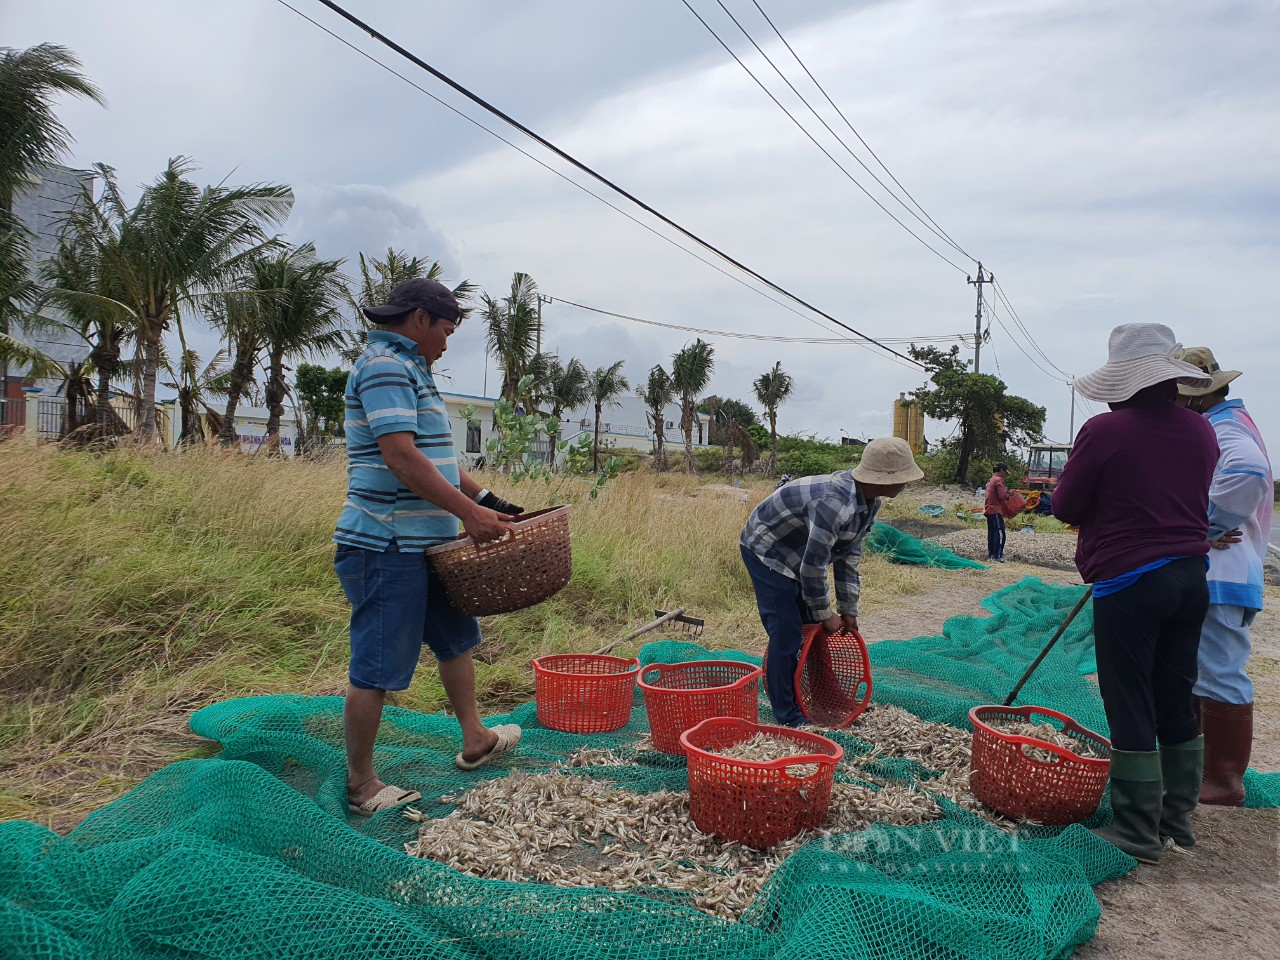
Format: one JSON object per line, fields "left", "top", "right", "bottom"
{"left": 773, "top": 434, "right": 859, "bottom": 477}
{"left": 694, "top": 447, "right": 727, "bottom": 473}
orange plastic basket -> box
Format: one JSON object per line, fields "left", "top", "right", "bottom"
{"left": 638, "top": 661, "right": 762, "bottom": 754}
{"left": 425, "top": 505, "right": 572, "bottom": 616}
{"left": 968, "top": 704, "right": 1111, "bottom": 825}
{"left": 680, "top": 717, "right": 843, "bottom": 848}
{"left": 531, "top": 654, "right": 640, "bottom": 733}
{"left": 796, "top": 625, "right": 872, "bottom": 727}
{"left": 762, "top": 624, "right": 872, "bottom": 727}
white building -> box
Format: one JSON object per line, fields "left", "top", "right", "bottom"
{"left": 442, "top": 391, "right": 497, "bottom": 468}
{"left": 1, "top": 163, "right": 96, "bottom": 430}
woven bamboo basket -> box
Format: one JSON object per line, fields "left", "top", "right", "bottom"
{"left": 424, "top": 505, "right": 572, "bottom": 616}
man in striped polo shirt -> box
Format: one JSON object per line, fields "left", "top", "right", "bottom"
{"left": 335, "top": 278, "right": 524, "bottom": 816}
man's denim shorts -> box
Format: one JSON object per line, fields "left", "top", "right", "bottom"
{"left": 334, "top": 541, "right": 483, "bottom": 691}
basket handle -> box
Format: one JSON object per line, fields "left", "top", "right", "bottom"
{"left": 640, "top": 665, "right": 665, "bottom": 686}
{"left": 774, "top": 754, "right": 839, "bottom": 781}
{"left": 725, "top": 665, "right": 764, "bottom": 690}
{"left": 994, "top": 704, "right": 1111, "bottom": 756}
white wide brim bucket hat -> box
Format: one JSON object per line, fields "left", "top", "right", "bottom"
{"left": 1074, "top": 323, "right": 1212, "bottom": 403}
{"left": 852, "top": 437, "right": 925, "bottom": 485}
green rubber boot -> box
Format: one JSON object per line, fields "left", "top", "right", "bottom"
{"left": 1091, "top": 749, "right": 1163, "bottom": 864}
{"left": 1158, "top": 735, "right": 1203, "bottom": 849}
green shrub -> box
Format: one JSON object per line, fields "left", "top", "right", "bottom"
{"left": 773, "top": 434, "right": 858, "bottom": 478}
{"left": 777, "top": 450, "right": 837, "bottom": 477}
{"left": 694, "top": 447, "right": 727, "bottom": 473}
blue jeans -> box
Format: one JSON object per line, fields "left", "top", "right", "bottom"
{"left": 1194, "top": 604, "right": 1257, "bottom": 704}
{"left": 334, "top": 541, "right": 482, "bottom": 692}
{"left": 986, "top": 513, "right": 1005, "bottom": 560}
{"left": 740, "top": 545, "right": 810, "bottom": 726}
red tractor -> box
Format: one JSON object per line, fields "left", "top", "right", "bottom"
{"left": 1023, "top": 443, "right": 1072, "bottom": 491}
{"left": 1015, "top": 443, "right": 1072, "bottom": 516}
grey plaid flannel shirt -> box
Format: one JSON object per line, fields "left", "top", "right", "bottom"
{"left": 739, "top": 470, "right": 880, "bottom": 622}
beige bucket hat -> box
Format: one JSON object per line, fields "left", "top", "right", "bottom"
{"left": 1074, "top": 323, "right": 1212, "bottom": 403}
{"left": 1177, "top": 346, "right": 1241, "bottom": 397}
{"left": 853, "top": 437, "right": 924, "bottom": 485}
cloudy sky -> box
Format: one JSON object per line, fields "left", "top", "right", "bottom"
{"left": 7, "top": 0, "right": 1279, "bottom": 453}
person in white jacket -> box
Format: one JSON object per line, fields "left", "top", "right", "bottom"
{"left": 1178, "top": 347, "right": 1273, "bottom": 805}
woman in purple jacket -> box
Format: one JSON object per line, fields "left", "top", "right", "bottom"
{"left": 1053, "top": 323, "right": 1217, "bottom": 863}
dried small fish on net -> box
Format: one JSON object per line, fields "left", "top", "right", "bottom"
{"left": 822, "top": 704, "right": 1017, "bottom": 827}
{"left": 404, "top": 706, "right": 1022, "bottom": 920}
{"left": 988, "top": 719, "right": 1107, "bottom": 761}
{"left": 404, "top": 770, "right": 775, "bottom": 921}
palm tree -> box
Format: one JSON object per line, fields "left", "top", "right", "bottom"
{"left": 586, "top": 361, "right": 629, "bottom": 472}
{"left": 637, "top": 365, "right": 675, "bottom": 470}
{"left": 0, "top": 221, "right": 57, "bottom": 378}
{"left": 207, "top": 293, "right": 265, "bottom": 446}
{"left": 483, "top": 272, "right": 540, "bottom": 406}
{"left": 522, "top": 350, "right": 560, "bottom": 415}
{"left": 163, "top": 347, "right": 227, "bottom": 446}
{"left": 671, "top": 338, "right": 715, "bottom": 473}
{"left": 540, "top": 356, "right": 589, "bottom": 456}
{"left": 0, "top": 43, "right": 103, "bottom": 390}
{"left": 753, "top": 361, "right": 795, "bottom": 476}
{"left": 37, "top": 224, "right": 135, "bottom": 437}
{"left": 339, "top": 247, "right": 477, "bottom": 363}
{"left": 62, "top": 158, "right": 292, "bottom": 442}
{"left": 0, "top": 44, "right": 104, "bottom": 214}
{"left": 249, "top": 244, "right": 349, "bottom": 453}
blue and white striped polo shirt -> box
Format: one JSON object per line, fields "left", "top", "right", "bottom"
{"left": 333, "top": 330, "right": 460, "bottom": 551}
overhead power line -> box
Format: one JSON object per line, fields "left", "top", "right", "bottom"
{"left": 749, "top": 0, "right": 975, "bottom": 263}
{"left": 276, "top": 0, "right": 905, "bottom": 361}
{"left": 680, "top": 0, "right": 971, "bottom": 274}
{"left": 990, "top": 278, "right": 1073, "bottom": 380}
{"left": 692, "top": 1, "right": 1081, "bottom": 389}
{"left": 547, "top": 295, "right": 968, "bottom": 345}
{"left": 280, "top": 0, "right": 925, "bottom": 369}
{"left": 982, "top": 299, "right": 1071, "bottom": 386}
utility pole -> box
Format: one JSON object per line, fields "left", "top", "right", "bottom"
{"left": 1069, "top": 379, "right": 1076, "bottom": 441}
{"left": 966, "top": 263, "right": 993, "bottom": 374}
{"left": 536, "top": 294, "right": 551, "bottom": 356}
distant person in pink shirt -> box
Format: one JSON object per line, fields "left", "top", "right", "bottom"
{"left": 983, "top": 464, "right": 1012, "bottom": 562}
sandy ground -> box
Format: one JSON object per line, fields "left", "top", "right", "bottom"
{"left": 858, "top": 558, "right": 1280, "bottom": 959}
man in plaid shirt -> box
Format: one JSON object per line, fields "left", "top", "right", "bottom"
{"left": 740, "top": 437, "right": 923, "bottom": 725}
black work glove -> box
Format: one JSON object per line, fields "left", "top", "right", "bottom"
{"left": 477, "top": 491, "right": 524, "bottom": 515}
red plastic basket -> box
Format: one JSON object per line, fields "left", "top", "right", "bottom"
{"left": 680, "top": 717, "right": 843, "bottom": 848}
{"left": 531, "top": 654, "right": 641, "bottom": 733}
{"left": 762, "top": 624, "right": 873, "bottom": 727}
{"left": 968, "top": 704, "right": 1111, "bottom": 825}
{"left": 638, "top": 661, "right": 762, "bottom": 754}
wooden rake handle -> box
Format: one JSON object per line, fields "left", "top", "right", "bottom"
{"left": 592, "top": 607, "right": 687, "bottom": 657}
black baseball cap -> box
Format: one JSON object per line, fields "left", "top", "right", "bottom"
{"left": 363, "top": 278, "right": 461, "bottom": 324}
